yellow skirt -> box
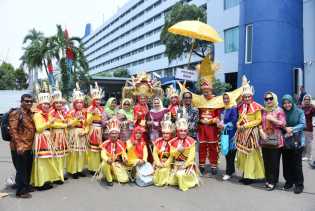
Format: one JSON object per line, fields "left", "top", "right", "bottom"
{"left": 169, "top": 164, "right": 199, "bottom": 191}
{"left": 87, "top": 151, "right": 101, "bottom": 172}
{"left": 153, "top": 167, "right": 171, "bottom": 187}
{"left": 31, "top": 158, "right": 62, "bottom": 187}
{"left": 101, "top": 162, "right": 129, "bottom": 183}
{"left": 236, "top": 149, "right": 265, "bottom": 179}
{"left": 66, "top": 151, "right": 87, "bottom": 174}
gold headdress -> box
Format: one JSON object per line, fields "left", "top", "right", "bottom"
{"left": 175, "top": 108, "right": 188, "bottom": 130}
{"left": 122, "top": 72, "right": 164, "bottom": 99}
{"left": 35, "top": 81, "right": 51, "bottom": 104}
{"left": 197, "top": 54, "right": 219, "bottom": 90}
{"left": 166, "top": 85, "right": 179, "bottom": 98}
{"left": 241, "top": 76, "right": 254, "bottom": 96}
{"left": 90, "top": 82, "right": 103, "bottom": 100}
{"left": 72, "top": 82, "right": 85, "bottom": 102}
{"left": 51, "top": 81, "right": 65, "bottom": 103}
{"left": 107, "top": 117, "right": 120, "bottom": 133}
{"left": 161, "top": 113, "right": 174, "bottom": 133}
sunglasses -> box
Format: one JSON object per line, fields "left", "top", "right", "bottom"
{"left": 124, "top": 103, "right": 130, "bottom": 106}
{"left": 23, "top": 100, "right": 33, "bottom": 104}
{"left": 264, "top": 97, "right": 274, "bottom": 102}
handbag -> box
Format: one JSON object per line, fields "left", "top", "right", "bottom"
{"left": 260, "top": 133, "right": 279, "bottom": 147}
{"left": 284, "top": 131, "right": 302, "bottom": 150}
{"left": 135, "top": 162, "right": 154, "bottom": 187}
{"left": 220, "top": 129, "right": 229, "bottom": 156}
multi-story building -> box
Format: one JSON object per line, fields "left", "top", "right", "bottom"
{"left": 82, "top": 0, "right": 207, "bottom": 78}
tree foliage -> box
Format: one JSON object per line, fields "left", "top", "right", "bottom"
{"left": 113, "top": 68, "right": 130, "bottom": 78}
{"left": 0, "top": 62, "right": 28, "bottom": 90}
{"left": 160, "top": 2, "right": 213, "bottom": 62}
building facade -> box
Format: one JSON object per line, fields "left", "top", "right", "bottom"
{"left": 82, "top": 0, "right": 207, "bottom": 78}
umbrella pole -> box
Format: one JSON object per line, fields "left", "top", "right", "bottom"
{"left": 184, "top": 38, "right": 195, "bottom": 87}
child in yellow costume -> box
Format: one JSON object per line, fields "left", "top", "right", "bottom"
{"left": 66, "top": 83, "right": 89, "bottom": 178}
{"left": 152, "top": 113, "right": 174, "bottom": 186}
{"left": 126, "top": 126, "right": 148, "bottom": 167}
{"left": 169, "top": 114, "right": 199, "bottom": 191}
{"left": 99, "top": 118, "right": 129, "bottom": 186}
{"left": 86, "top": 82, "right": 104, "bottom": 174}
{"left": 31, "top": 88, "right": 62, "bottom": 190}
{"left": 49, "top": 87, "right": 69, "bottom": 184}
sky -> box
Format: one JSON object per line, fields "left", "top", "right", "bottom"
{"left": 0, "top": 0, "right": 129, "bottom": 68}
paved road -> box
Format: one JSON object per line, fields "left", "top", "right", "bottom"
{"left": 0, "top": 139, "right": 314, "bottom": 211}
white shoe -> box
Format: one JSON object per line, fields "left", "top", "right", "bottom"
{"left": 222, "top": 175, "right": 231, "bottom": 181}
{"left": 302, "top": 157, "right": 309, "bottom": 161}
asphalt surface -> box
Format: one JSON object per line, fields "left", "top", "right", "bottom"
{"left": 0, "top": 138, "right": 315, "bottom": 211}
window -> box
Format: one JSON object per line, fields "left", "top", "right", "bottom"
{"left": 245, "top": 24, "right": 253, "bottom": 64}
{"left": 224, "top": 26, "right": 239, "bottom": 53}
{"left": 224, "top": 0, "right": 239, "bottom": 10}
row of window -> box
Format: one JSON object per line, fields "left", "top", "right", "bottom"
{"left": 84, "top": 0, "right": 163, "bottom": 49}
{"left": 91, "top": 52, "right": 166, "bottom": 73}
{"left": 89, "top": 41, "right": 162, "bottom": 70}
{"left": 224, "top": 0, "right": 239, "bottom": 10}
{"left": 85, "top": 12, "right": 164, "bottom": 58}
{"left": 87, "top": 26, "right": 163, "bottom": 63}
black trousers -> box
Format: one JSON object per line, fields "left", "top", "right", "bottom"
{"left": 262, "top": 147, "right": 281, "bottom": 185}
{"left": 15, "top": 150, "right": 33, "bottom": 195}
{"left": 225, "top": 149, "right": 237, "bottom": 175}
{"left": 282, "top": 148, "right": 304, "bottom": 187}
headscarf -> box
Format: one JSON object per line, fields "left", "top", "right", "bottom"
{"left": 238, "top": 94, "right": 262, "bottom": 114}
{"left": 282, "top": 94, "right": 303, "bottom": 127}
{"left": 151, "top": 97, "right": 164, "bottom": 112}
{"left": 118, "top": 98, "right": 133, "bottom": 121}
{"left": 223, "top": 92, "right": 237, "bottom": 109}
{"left": 264, "top": 91, "right": 279, "bottom": 112}
{"left": 105, "top": 97, "right": 117, "bottom": 117}
{"left": 130, "top": 126, "right": 146, "bottom": 159}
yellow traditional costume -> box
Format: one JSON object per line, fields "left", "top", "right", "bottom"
{"left": 66, "top": 83, "right": 89, "bottom": 176}
{"left": 86, "top": 82, "right": 104, "bottom": 173}
{"left": 99, "top": 118, "right": 129, "bottom": 184}
{"left": 236, "top": 86, "right": 265, "bottom": 181}
{"left": 126, "top": 127, "right": 148, "bottom": 167}
{"left": 31, "top": 86, "right": 62, "bottom": 187}
{"left": 168, "top": 115, "right": 199, "bottom": 191}
{"left": 49, "top": 86, "right": 68, "bottom": 182}
{"left": 152, "top": 114, "right": 174, "bottom": 186}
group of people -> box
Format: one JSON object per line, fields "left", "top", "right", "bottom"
{"left": 7, "top": 76, "right": 314, "bottom": 199}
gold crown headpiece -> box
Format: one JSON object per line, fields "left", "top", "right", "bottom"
{"left": 161, "top": 113, "right": 174, "bottom": 133}
{"left": 107, "top": 117, "right": 120, "bottom": 133}
{"left": 35, "top": 82, "right": 51, "bottom": 104}
{"left": 175, "top": 108, "right": 188, "bottom": 130}
{"left": 72, "top": 82, "right": 85, "bottom": 102}
{"left": 51, "top": 81, "right": 65, "bottom": 103}
{"left": 197, "top": 54, "right": 219, "bottom": 90}
{"left": 90, "top": 82, "right": 103, "bottom": 100}
{"left": 166, "top": 85, "right": 179, "bottom": 98}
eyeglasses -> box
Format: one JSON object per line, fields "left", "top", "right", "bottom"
{"left": 304, "top": 98, "right": 311, "bottom": 101}
{"left": 264, "top": 97, "right": 274, "bottom": 102}
{"left": 183, "top": 96, "right": 192, "bottom": 99}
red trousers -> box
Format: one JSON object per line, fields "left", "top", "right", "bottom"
{"left": 199, "top": 142, "right": 219, "bottom": 168}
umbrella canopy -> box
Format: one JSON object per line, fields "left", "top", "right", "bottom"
{"left": 168, "top": 20, "right": 223, "bottom": 43}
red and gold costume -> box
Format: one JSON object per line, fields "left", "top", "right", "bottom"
{"left": 133, "top": 96, "right": 149, "bottom": 129}
{"left": 86, "top": 82, "right": 104, "bottom": 172}
{"left": 152, "top": 114, "right": 173, "bottom": 186}
{"left": 66, "top": 84, "right": 89, "bottom": 175}
{"left": 168, "top": 116, "right": 199, "bottom": 191}
{"left": 31, "top": 89, "right": 62, "bottom": 187}
{"left": 99, "top": 118, "right": 129, "bottom": 183}
{"left": 127, "top": 127, "right": 148, "bottom": 167}
{"left": 166, "top": 85, "right": 179, "bottom": 121}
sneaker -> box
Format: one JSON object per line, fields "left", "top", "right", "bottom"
{"left": 302, "top": 157, "right": 309, "bottom": 161}
{"left": 199, "top": 167, "right": 206, "bottom": 176}
{"left": 294, "top": 185, "right": 304, "bottom": 194}
{"left": 266, "top": 184, "right": 276, "bottom": 191}
{"left": 222, "top": 175, "right": 231, "bottom": 181}
{"left": 283, "top": 183, "right": 293, "bottom": 190}
{"left": 16, "top": 193, "right": 32, "bottom": 199}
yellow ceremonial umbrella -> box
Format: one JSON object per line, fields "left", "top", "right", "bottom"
{"left": 168, "top": 20, "right": 223, "bottom": 65}
{"left": 168, "top": 20, "right": 223, "bottom": 43}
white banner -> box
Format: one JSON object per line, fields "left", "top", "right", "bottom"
{"left": 175, "top": 68, "right": 198, "bottom": 82}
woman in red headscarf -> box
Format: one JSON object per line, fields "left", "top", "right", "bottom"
{"left": 133, "top": 94, "right": 149, "bottom": 129}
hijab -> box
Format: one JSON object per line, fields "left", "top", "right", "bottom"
{"left": 105, "top": 97, "right": 117, "bottom": 117}
{"left": 264, "top": 92, "right": 279, "bottom": 112}
{"left": 282, "top": 94, "right": 303, "bottom": 127}
{"left": 118, "top": 98, "right": 133, "bottom": 121}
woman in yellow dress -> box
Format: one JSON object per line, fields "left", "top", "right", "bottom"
{"left": 152, "top": 113, "right": 174, "bottom": 187}
{"left": 66, "top": 84, "right": 89, "bottom": 178}
{"left": 236, "top": 86, "right": 265, "bottom": 185}
{"left": 99, "top": 118, "right": 129, "bottom": 186}
{"left": 86, "top": 82, "right": 104, "bottom": 174}
{"left": 31, "top": 89, "right": 62, "bottom": 190}
{"left": 49, "top": 88, "right": 69, "bottom": 184}
{"left": 169, "top": 114, "right": 199, "bottom": 191}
